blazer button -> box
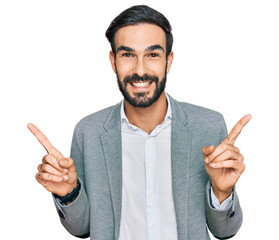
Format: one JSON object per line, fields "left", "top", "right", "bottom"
{"left": 229, "top": 211, "right": 235, "bottom": 218}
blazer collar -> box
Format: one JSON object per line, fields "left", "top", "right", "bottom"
{"left": 103, "top": 102, "right": 122, "bottom": 132}
{"left": 168, "top": 94, "right": 191, "bottom": 238}
{"left": 167, "top": 93, "right": 188, "bottom": 127}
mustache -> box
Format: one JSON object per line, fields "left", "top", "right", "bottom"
{"left": 123, "top": 74, "right": 159, "bottom": 87}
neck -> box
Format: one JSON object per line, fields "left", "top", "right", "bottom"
{"left": 124, "top": 92, "right": 168, "bottom": 134}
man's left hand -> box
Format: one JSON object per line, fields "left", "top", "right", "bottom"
{"left": 203, "top": 114, "right": 252, "bottom": 204}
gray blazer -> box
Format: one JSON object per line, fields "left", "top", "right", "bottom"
{"left": 54, "top": 95, "right": 242, "bottom": 240}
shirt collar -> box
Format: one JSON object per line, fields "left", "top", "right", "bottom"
{"left": 120, "top": 93, "right": 172, "bottom": 124}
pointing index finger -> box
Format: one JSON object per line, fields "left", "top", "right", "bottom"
{"left": 224, "top": 114, "right": 252, "bottom": 145}
{"left": 27, "top": 123, "right": 64, "bottom": 159}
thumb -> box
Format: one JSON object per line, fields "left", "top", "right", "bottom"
{"left": 202, "top": 145, "right": 215, "bottom": 156}
{"left": 59, "top": 158, "right": 75, "bottom": 170}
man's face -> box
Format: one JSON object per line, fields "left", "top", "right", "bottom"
{"left": 109, "top": 24, "right": 173, "bottom": 108}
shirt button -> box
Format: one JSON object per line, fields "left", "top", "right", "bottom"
{"left": 152, "top": 224, "right": 155, "bottom": 228}
{"left": 148, "top": 164, "right": 153, "bottom": 169}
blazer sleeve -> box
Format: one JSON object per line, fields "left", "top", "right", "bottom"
{"left": 53, "top": 123, "right": 90, "bottom": 238}
{"left": 205, "top": 115, "right": 243, "bottom": 239}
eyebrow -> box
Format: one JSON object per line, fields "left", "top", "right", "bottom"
{"left": 116, "top": 44, "right": 165, "bottom": 53}
{"left": 116, "top": 46, "right": 135, "bottom": 53}
{"left": 145, "top": 44, "right": 164, "bottom": 53}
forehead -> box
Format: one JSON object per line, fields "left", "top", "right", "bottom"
{"left": 114, "top": 24, "right": 166, "bottom": 51}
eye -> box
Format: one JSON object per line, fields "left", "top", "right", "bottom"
{"left": 122, "top": 53, "right": 133, "bottom": 57}
{"left": 149, "top": 53, "right": 159, "bottom": 58}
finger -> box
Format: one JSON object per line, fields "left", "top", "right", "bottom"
{"left": 224, "top": 114, "right": 252, "bottom": 145}
{"left": 59, "top": 158, "right": 76, "bottom": 172}
{"left": 203, "top": 146, "right": 215, "bottom": 164}
{"left": 42, "top": 154, "right": 64, "bottom": 172}
{"left": 209, "top": 160, "right": 245, "bottom": 172}
{"left": 202, "top": 145, "right": 215, "bottom": 156}
{"left": 35, "top": 172, "right": 47, "bottom": 186}
{"left": 27, "top": 123, "right": 64, "bottom": 159}
{"left": 36, "top": 172, "right": 63, "bottom": 183}
{"left": 208, "top": 149, "right": 241, "bottom": 164}
{"left": 38, "top": 163, "right": 64, "bottom": 177}
{"left": 207, "top": 143, "right": 240, "bottom": 163}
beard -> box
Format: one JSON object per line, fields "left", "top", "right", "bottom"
{"left": 116, "top": 70, "right": 167, "bottom": 108}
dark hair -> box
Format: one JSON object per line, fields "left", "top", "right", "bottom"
{"left": 105, "top": 5, "right": 173, "bottom": 57}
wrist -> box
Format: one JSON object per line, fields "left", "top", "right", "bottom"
{"left": 67, "top": 179, "right": 78, "bottom": 195}
{"left": 211, "top": 183, "right": 233, "bottom": 204}
{"left": 54, "top": 179, "right": 81, "bottom": 205}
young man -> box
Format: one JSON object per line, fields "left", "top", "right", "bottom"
{"left": 28, "top": 5, "right": 251, "bottom": 240}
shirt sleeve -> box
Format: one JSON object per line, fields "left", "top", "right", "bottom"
{"left": 210, "top": 186, "right": 233, "bottom": 210}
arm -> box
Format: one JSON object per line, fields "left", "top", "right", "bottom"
{"left": 54, "top": 123, "right": 90, "bottom": 237}
{"left": 205, "top": 181, "right": 242, "bottom": 239}
{"left": 53, "top": 177, "right": 90, "bottom": 238}
{"left": 28, "top": 123, "right": 90, "bottom": 237}
{"left": 203, "top": 114, "right": 251, "bottom": 238}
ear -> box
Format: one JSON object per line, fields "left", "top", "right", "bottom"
{"left": 166, "top": 51, "right": 174, "bottom": 74}
{"left": 109, "top": 50, "right": 117, "bottom": 73}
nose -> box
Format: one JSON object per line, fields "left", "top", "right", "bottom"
{"left": 133, "top": 57, "right": 146, "bottom": 77}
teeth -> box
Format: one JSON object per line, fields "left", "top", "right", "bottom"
{"left": 131, "top": 81, "right": 151, "bottom": 88}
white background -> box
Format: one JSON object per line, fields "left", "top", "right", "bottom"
{"left": 1, "top": 0, "right": 278, "bottom": 239}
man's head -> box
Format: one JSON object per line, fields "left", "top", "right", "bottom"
{"left": 106, "top": 5, "right": 174, "bottom": 108}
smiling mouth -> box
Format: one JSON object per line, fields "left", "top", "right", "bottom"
{"left": 129, "top": 81, "right": 153, "bottom": 88}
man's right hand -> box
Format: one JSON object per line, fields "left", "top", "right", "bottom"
{"left": 28, "top": 123, "right": 77, "bottom": 197}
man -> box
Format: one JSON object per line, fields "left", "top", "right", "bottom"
{"left": 28, "top": 5, "right": 251, "bottom": 240}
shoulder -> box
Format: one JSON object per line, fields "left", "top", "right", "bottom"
{"left": 180, "top": 102, "right": 224, "bottom": 124}
{"left": 170, "top": 96, "right": 226, "bottom": 131}
{"left": 173, "top": 99, "right": 228, "bottom": 143}
{"left": 74, "top": 103, "right": 120, "bottom": 133}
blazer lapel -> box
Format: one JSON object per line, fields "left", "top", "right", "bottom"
{"left": 100, "top": 96, "right": 191, "bottom": 239}
{"left": 101, "top": 103, "right": 122, "bottom": 239}
{"left": 169, "top": 95, "right": 191, "bottom": 239}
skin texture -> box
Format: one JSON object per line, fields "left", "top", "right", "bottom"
{"left": 109, "top": 24, "right": 174, "bottom": 134}
{"left": 28, "top": 23, "right": 251, "bottom": 204}
{"left": 203, "top": 114, "right": 252, "bottom": 203}
{"left": 28, "top": 123, "right": 77, "bottom": 197}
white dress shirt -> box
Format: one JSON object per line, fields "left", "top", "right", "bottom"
{"left": 118, "top": 95, "right": 232, "bottom": 240}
